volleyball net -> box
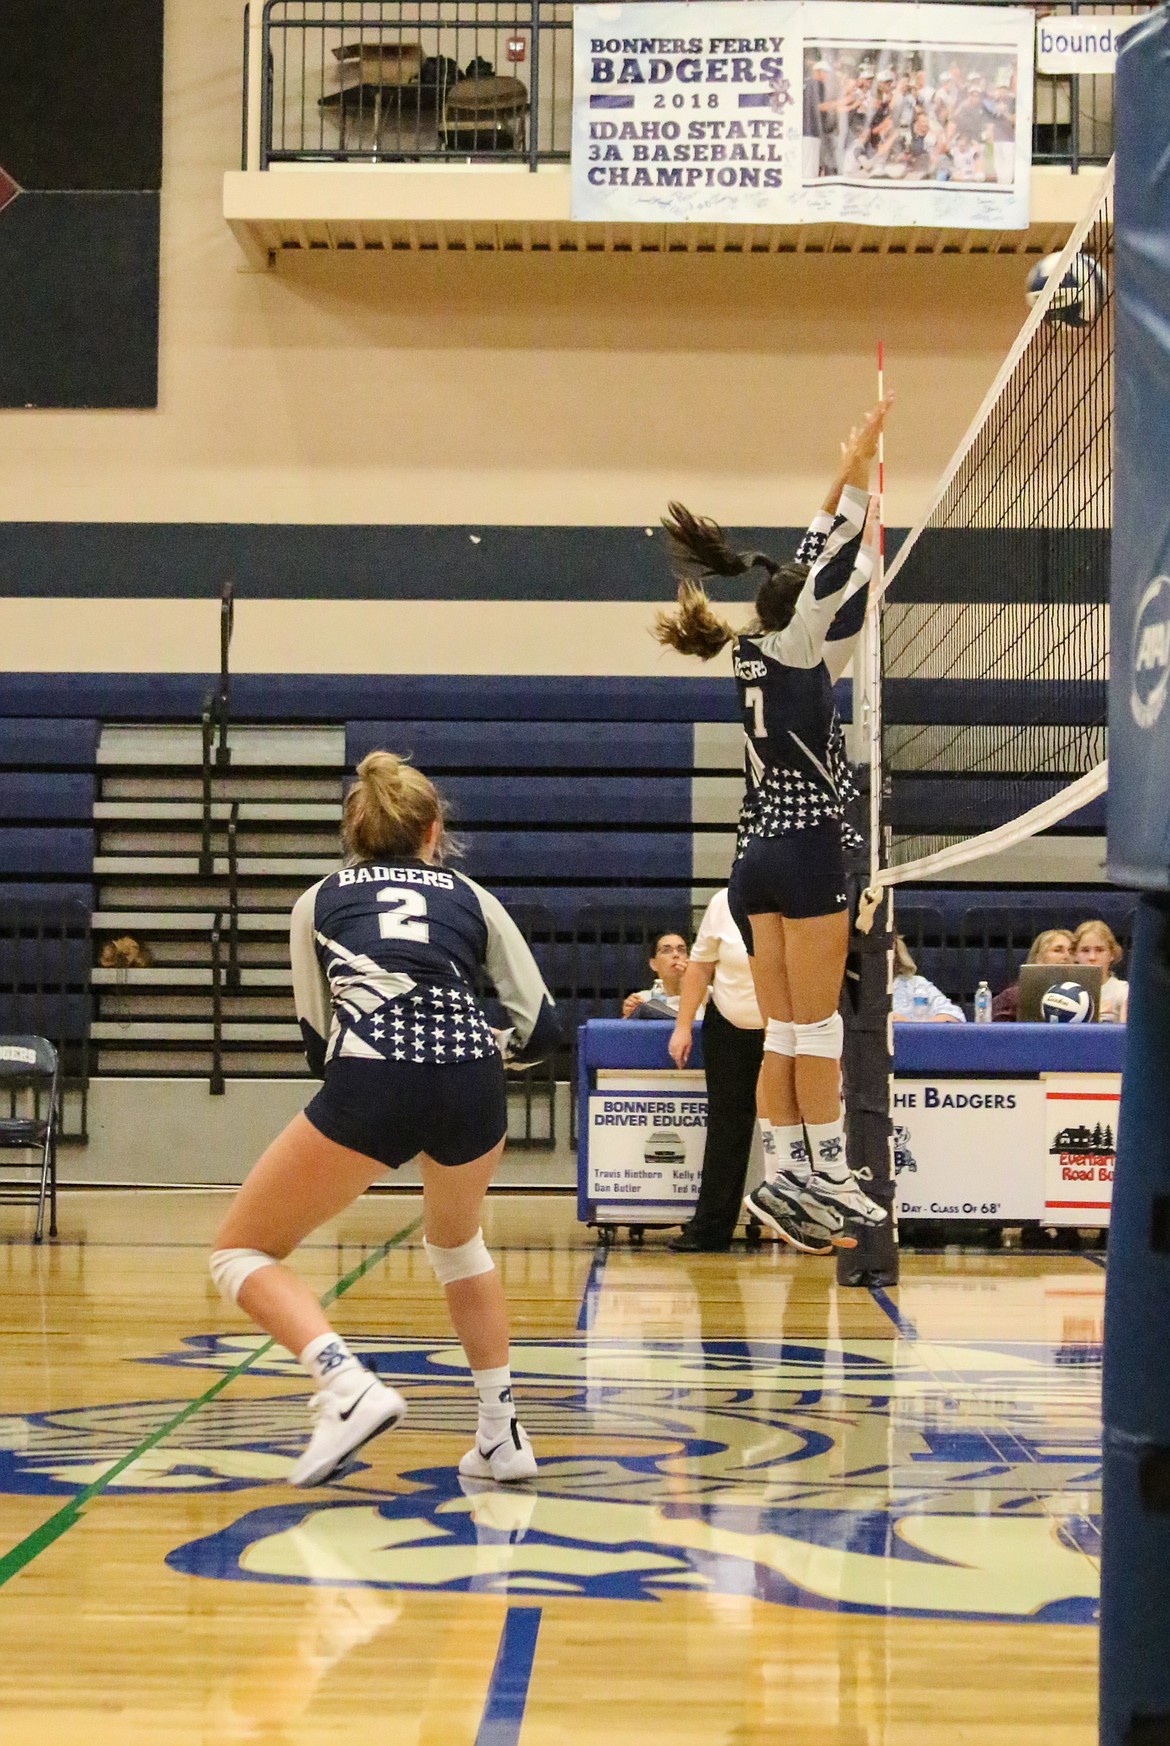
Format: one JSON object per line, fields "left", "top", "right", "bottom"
{"left": 868, "top": 163, "right": 1114, "bottom": 894}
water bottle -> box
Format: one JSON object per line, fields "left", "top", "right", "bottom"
{"left": 974, "top": 980, "right": 993, "bottom": 1024}
{"left": 912, "top": 983, "right": 930, "bottom": 1020}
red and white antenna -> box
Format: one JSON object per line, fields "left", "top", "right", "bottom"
{"left": 867, "top": 340, "right": 886, "bottom": 890}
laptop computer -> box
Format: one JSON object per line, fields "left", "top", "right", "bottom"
{"left": 1016, "top": 963, "right": 1102, "bottom": 1022}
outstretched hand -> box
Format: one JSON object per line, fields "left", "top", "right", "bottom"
{"left": 839, "top": 394, "right": 894, "bottom": 474}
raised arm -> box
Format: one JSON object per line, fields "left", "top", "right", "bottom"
{"left": 753, "top": 488, "right": 869, "bottom": 669}
{"left": 757, "top": 398, "right": 891, "bottom": 671}
{"left": 823, "top": 493, "right": 881, "bottom": 684}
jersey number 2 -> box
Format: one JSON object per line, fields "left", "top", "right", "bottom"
{"left": 377, "top": 889, "right": 430, "bottom": 943}
{"left": 745, "top": 686, "right": 767, "bottom": 739}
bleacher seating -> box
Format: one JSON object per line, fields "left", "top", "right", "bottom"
{"left": 0, "top": 718, "right": 99, "bottom": 909}
{"left": 0, "top": 671, "right": 1134, "bottom": 1083}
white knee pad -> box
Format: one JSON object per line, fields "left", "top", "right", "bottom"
{"left": 424, "top": 1228, "right": 495, "bottom": 1287}
{"left": 210, "top": 1247, "right": 276, "bottom": 1307}
{"left": 793, "top": 1013, "right": 844, "bottom": 1061}
{"left": 764, "top": 1018, "right": 797, "bottom": 1057}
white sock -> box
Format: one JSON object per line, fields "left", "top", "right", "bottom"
{"left": 299, "top": 1331, "right": 367, "bottom": 1400}
{"left": 771, "top": 1122, "right": 811, "bottom": 1184}
{"left": 806, "top": 1115, "right": 849, "bottom": 1182}
{"left": 473, "top": 1363, "right": 515, "bottom": 1435}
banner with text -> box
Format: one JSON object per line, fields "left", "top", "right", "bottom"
{"left": 572, "top": 1, "right": 1034, "bottom": 229}
{"left": 1043, "top": 1074, "right": 1120, "bottom": 1226}
{"left": 892, "top": 1078, "right": 1046, "bottom": 1220}
{"left": 1036, "top": 13, "right": 1146, "bottom": 74}
{"left": 587, "top": 1090, "right": 707, "bottom": 1206}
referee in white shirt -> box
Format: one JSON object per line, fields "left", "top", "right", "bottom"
{"left": 666, "top": 888, "right": 764, "bottom": 1251}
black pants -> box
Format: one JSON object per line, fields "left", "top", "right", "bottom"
{"left": 689, "top": 1001, "right": 765, "bottom": 1243}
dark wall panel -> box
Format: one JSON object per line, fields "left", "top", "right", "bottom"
{"left": 0, "top": 1, "right": 162, "bottom": 409}
{"left": 0, "top": 192, "right": 159, "bottom": 408}
{"left": 0, "top": 521, "right": 1108, "bottom": 600}
{"left": 0, "top": 522, "right": 842, "bottom": 599}
{"left": 0, "top": 1, "right": 163, "bottom": 191}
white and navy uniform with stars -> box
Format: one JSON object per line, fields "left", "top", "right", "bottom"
{"left": 728, "top": 482, "right": 873, "bottom": 946}
{"left": 292, "top": 860, "right": 557, "bottom": 1171}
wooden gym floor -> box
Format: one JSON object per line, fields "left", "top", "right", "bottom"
{"left": 0, "top": 1191, "right": 1101, "bottom": 1744}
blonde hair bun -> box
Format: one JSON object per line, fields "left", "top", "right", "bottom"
{"left": 342, "top": 750, "right": 445, "bottom": 863}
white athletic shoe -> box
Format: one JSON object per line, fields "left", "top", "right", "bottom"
{"left": 458, "top": 1417, "right": 537, "bottom": 1484}
{"left": 745, "top": 1176, "right": 848, "bottom": 1254}
{"left": 290, "top": 1376, "right": 407, "bottom": 1487}
{"left": 806, "top": 1171, "right": 888, "bottom": 1227}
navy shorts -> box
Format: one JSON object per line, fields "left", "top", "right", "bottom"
{"left": 304, "top": 1055, "right": 508, "bottom": 1171}
{"left": 729, "top": 825, "right": 849, "bottom": 952}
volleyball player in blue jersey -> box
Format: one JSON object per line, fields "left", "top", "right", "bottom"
{"left": 210, "top": 752, "right": 557, "bottom": 1487}
{"left": 656, "top": 399, "right": 892, "bottom": 1252}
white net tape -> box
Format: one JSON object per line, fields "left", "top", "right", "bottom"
{"left": 873, "top": 760, "right": 1107, "bottom": 891}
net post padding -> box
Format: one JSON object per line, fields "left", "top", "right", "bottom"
{"left": 1101, "top": 896, "right": 1170, "bottom": 1745}
{"left": 839, "top": 885, "right": 898, "bottom": 1288}
{"left": 880, "top": 161, "right": 1115, "bottom": 611}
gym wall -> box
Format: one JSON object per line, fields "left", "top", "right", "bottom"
{"left": 0, "top": 0, "right": 1030, "bottom": 676}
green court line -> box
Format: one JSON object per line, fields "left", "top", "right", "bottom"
{"left": 0, "top": 1214, "right": 423, "bottom": 1590}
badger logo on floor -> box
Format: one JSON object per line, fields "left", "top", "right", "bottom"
{"left": 0, "top": 1335, "right": 1100, "bottom": 1624}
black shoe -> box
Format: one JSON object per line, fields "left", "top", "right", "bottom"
{"left": 667, "top": 1227, "right": 731, "bottom": 1253}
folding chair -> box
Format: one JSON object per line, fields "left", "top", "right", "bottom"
{"left": 0, "top": 1036, "right": 60, "bottom": 1242}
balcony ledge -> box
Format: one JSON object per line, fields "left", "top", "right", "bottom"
{"left": 224, "top": 161, "right": 1105, "bottom": 262}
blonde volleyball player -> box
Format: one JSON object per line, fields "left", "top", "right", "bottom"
{"left": 655, "top": 399, "right": 892, "bottom": 1252}
{"left": 210, "top": 753, "right": 558, "bottom": 1487}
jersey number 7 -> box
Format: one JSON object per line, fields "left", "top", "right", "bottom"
{"left": 744, "top": 686, "right": 767, "bottom": 740}
{"left": 378, "top": 888, "right": 430, "bottom": 943}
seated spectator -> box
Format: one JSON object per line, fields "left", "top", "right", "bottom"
{"left": 621, "top": 931, "right": 690, "bottom": 1017}
{"left": 992, "top": 928, "right": 1074, "bottom": 1021}
{"left": 1073, "top": 919, "right": 1129, "bottom": 1024}
{"left": 891, "top": 937, "right": 965, "bottom": 1022}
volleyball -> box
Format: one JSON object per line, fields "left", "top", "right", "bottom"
{"left": 1040, "top": 980, "right": 1094, "bottom": 1024}
{"left": 1024, "top": 251, "right": 1106, "bottom": 328}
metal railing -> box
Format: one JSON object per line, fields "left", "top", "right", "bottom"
{"left": 243, "top": 4, "right": 253, "bottom": 170}
{"left": 201, "top": 584, "right": 241, "bottom": 1095}
{"left": 199, "top": 581, "right": 235, "bottom": 878}
{"left": 260, "top": 0, "right": 569, "bottom": 167}
{"left": 210, "top": 911, "right": 227, "bottom": 1096}
{"left": 252, "top": 0, "right": 1137, "bottom": 173}
{"left": 207, "top": 808, "right": 243, "bottom": 1096}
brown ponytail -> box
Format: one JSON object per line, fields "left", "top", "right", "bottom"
{"left": 341, "top": 751, "right": 446, "bottom": 862}
{"left": 655, "top": 500, "right": 793, "bottom": 660}
{"left": 654, "top": 580, "right": 736, "bottom": 661}
{"left": 662, "top": 502, "right": 763, "bottom": 581}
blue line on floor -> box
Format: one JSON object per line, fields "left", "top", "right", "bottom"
{"left": 576, "top": 1247, "right": 608, "bottom": 1332}
{"left": 474, "top": 1606, "right": 542, "bottom": 1746}
{"left": 869, "top": 1285, "right": 918, "bottom": 1340}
